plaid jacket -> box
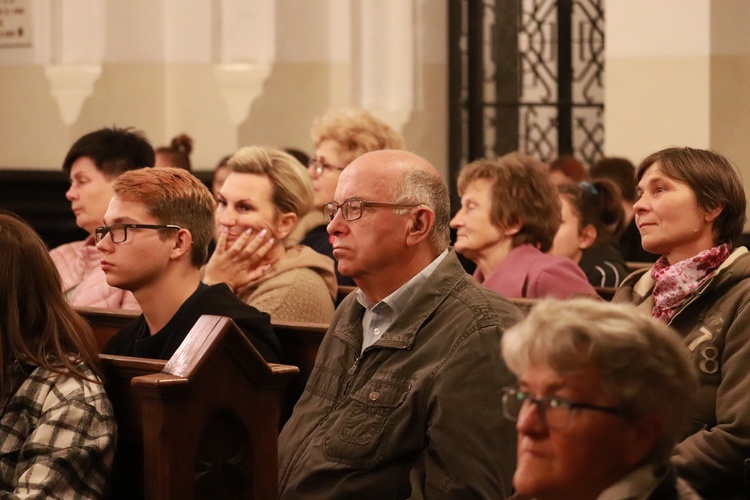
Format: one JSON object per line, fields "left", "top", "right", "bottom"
{"left": 0, "top": 363, "right": 116, "bottom": 499}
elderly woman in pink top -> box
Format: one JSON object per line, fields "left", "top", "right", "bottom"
{"left": 50, "top": 127, "right": 154, "bottom": 310}
{"left": 450, "top": 152, "right": 596, "bottom": 299}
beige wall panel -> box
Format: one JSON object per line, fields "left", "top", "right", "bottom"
{"left": 710, "top": 56, "right": 750, "bottom": 170}
{"left": 162, "top": 64, "right": 236, "bottom": 170}
{"left": 238, "top": 63, "right": 350, "bottom": 162}
{"left": 605, "top": 57, "right": 710, "bottom": 164}
{"left": 710, "top": 55, "right": 750, "bottom": 228}
{"left": 0, "top": 65, "right": 167, "bottom": 170}
{"left": 238, "top": 62, "right": 447, "bottom": 179}
{"left": 0, "top": 66, "right": 70, "bottom": 168}
{"left": 75, "top": 65, "right": 166, "bottom": 152}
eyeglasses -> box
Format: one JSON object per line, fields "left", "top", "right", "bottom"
{"left": 323, "top": 198, "right": 422, "bottom": 223}
{"left": 94, "top": 223, "right": 181, "bottom": 244}
{"left": 308, "top": 157, "right": 345, "bottom": 176}
{"left": 500, "top": 387, "right": 626, "bottom": 429}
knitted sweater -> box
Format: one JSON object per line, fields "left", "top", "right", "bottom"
{"left": 237, "top": 245, "right": 337, "bottom": 323}
{"left": 49, "top": 236, "right": 140, "bottom": 310}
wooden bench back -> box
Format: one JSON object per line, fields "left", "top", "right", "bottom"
{"left": 82, "top": 312, "right": 297, "bottom": 499}
{"left": 272, "top": 320, "right": 328, "bottom": 421}
{"left": 76, "top": 307, "right": 328, "bottom": 421}
{"left": 76, "top": 306, "right": 139, "bottom": 351}
{"left": 626, "top": 261, "right": 653, "bottom": 273}
{"left": 336, "top": 285, "right": 357, "bottom": 306}
{"left": 594, "top": 286, "right": 617, "bottom": 301}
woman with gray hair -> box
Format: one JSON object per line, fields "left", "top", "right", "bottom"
{"left": 501, "top": 299, "right": 698, "bottom": 500}
{"left": 203, "top": 146, "right": 337, "bottom": 323}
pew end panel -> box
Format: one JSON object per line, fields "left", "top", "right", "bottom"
{"left": 133, "top": 315, "right": 298, "bottom": 499}
{"left": 96, "top": 315, "right": 298, "bottom": 500}
{"left": 99, "top": 355, "right": 168, "bottom": 500}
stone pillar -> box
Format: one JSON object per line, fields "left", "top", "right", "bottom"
{"left": 352, "top": 0, "right": 414, "bottom": 133}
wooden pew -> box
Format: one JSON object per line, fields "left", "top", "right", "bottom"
{"left": 272, "top": 320, "right": 328, "bottom": 421}
{"left": 77, "top": 305, "right": 327, "bottom": 426}
{"left": 594, "top": 286, "right": 617, "bottom": 301}
{"left": 508, "top": 297, "right": 539, "bottom": 316}
{"left": 626, "top": 261, "right": 653, "bottom": 273}
{"left": 76, "top": 306, "right": 139, "bottom": 351}
{"left": 336, "top": 285, "right": 357, "bottom": 306}
{"left": 85, "top": 313, "right": 298, "bottom": 499}
{"left": 76, "top": 307, "right": 328, "bottom": 418}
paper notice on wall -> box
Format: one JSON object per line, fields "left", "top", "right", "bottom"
{"left": 0, "top": 0, "right": 32, "bottom": 48}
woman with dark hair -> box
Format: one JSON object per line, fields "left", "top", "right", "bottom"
{"left": 52, "top": 126, "right": 153, "bottom": 309}
{"left": 613, "top": 147, "right": 750, "bottom": 498}
{"left": 0, "top": 213, "right": 116, "bottom": 497}
{"left": 551, "top": 179, "right": 629, "bottom": 287}
{"left": 154, "top": 134, "right": 193, "bottom": 171}
{"left": 450, "top": 152, "right": 596, "bottom": 299}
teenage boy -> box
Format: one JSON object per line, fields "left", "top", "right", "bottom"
{"left": 99, "top": 167, "right": 280, "bottom": 361}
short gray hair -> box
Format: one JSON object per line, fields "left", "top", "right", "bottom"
{"left": 501, "top": 298, "right": 697, "bottom": 464}
{"left": 393, "top": 168, "right": 450, "bottom": 252}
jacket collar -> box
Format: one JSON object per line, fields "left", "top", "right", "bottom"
{"left": 333, "top": 249, "right": 466, "bottom": 351}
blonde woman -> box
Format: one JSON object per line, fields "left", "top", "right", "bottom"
{"left": 300, "top": 108, "right": 406, "bottom": 286}
{"left": 204, "top": 146, "right": 337, "bottom": 323}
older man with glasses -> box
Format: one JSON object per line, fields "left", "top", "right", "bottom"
{"left": 501, "top": 298, "right": 699, "bottom": 500}
{"left": 278, "top": 149, "right": 523, "bottom": 499}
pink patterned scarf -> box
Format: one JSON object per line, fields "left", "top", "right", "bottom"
{"left": 651, "top": 244, "right": 730, "bottom": 322}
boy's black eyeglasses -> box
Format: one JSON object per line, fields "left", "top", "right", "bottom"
{"left": 94, "top": 223, "right": 181, "bottom": 244}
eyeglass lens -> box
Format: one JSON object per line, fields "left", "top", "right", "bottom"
{"left": 502, "top": 390, "right": 571, "bottom": 429}
{"left": 324, "top": 200, "right": 365, "bottom": 223}
{"left": 96, "top": 225, "right": 127, "bottom": 243}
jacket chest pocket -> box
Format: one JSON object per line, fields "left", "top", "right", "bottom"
{"left": 324, "top": 377, "right": 412, "bottom": 467}
{"left": 341, "top": 379, "right": 411, "bottom": 444}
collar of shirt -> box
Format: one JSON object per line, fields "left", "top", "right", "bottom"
{"left": 596, "top": 463, "right": 661, "bottom": 500}
{"left": 357, "top": 249, "right": 449, "bottom": 353}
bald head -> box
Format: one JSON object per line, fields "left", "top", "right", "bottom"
{"left": 342, "top": 149, "right": 440, "bottom": 189}
{"left": 340, "top": 149, "right": 450, "bottom": 252}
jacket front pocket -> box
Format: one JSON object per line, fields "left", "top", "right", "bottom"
{"left": 324, "top": 377, "right": 412, "bottom": 467}
{"left": 340, "top": 378, "right": 411, "bottom": 445}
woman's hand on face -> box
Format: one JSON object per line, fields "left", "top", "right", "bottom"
{"left": 203, "top": 226, "right": 276, "bottom": 292}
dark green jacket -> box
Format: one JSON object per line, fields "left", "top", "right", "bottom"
{"left": 278, "top": 250, "right": 522, "bottom": 499}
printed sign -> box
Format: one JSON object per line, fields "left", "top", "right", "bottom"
{"left": 0, "top": 0, "right": 32, "bottom": 48}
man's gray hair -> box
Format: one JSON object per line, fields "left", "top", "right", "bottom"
{"left": 501, "top": 298, "right": 697, "bottom": 464}
{"left": 393, "top": 168, "right": 451, "bottom": 252}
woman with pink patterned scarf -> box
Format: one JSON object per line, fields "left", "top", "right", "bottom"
{"left": 613, "top": 147, "right": 749, "bottom": 499}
